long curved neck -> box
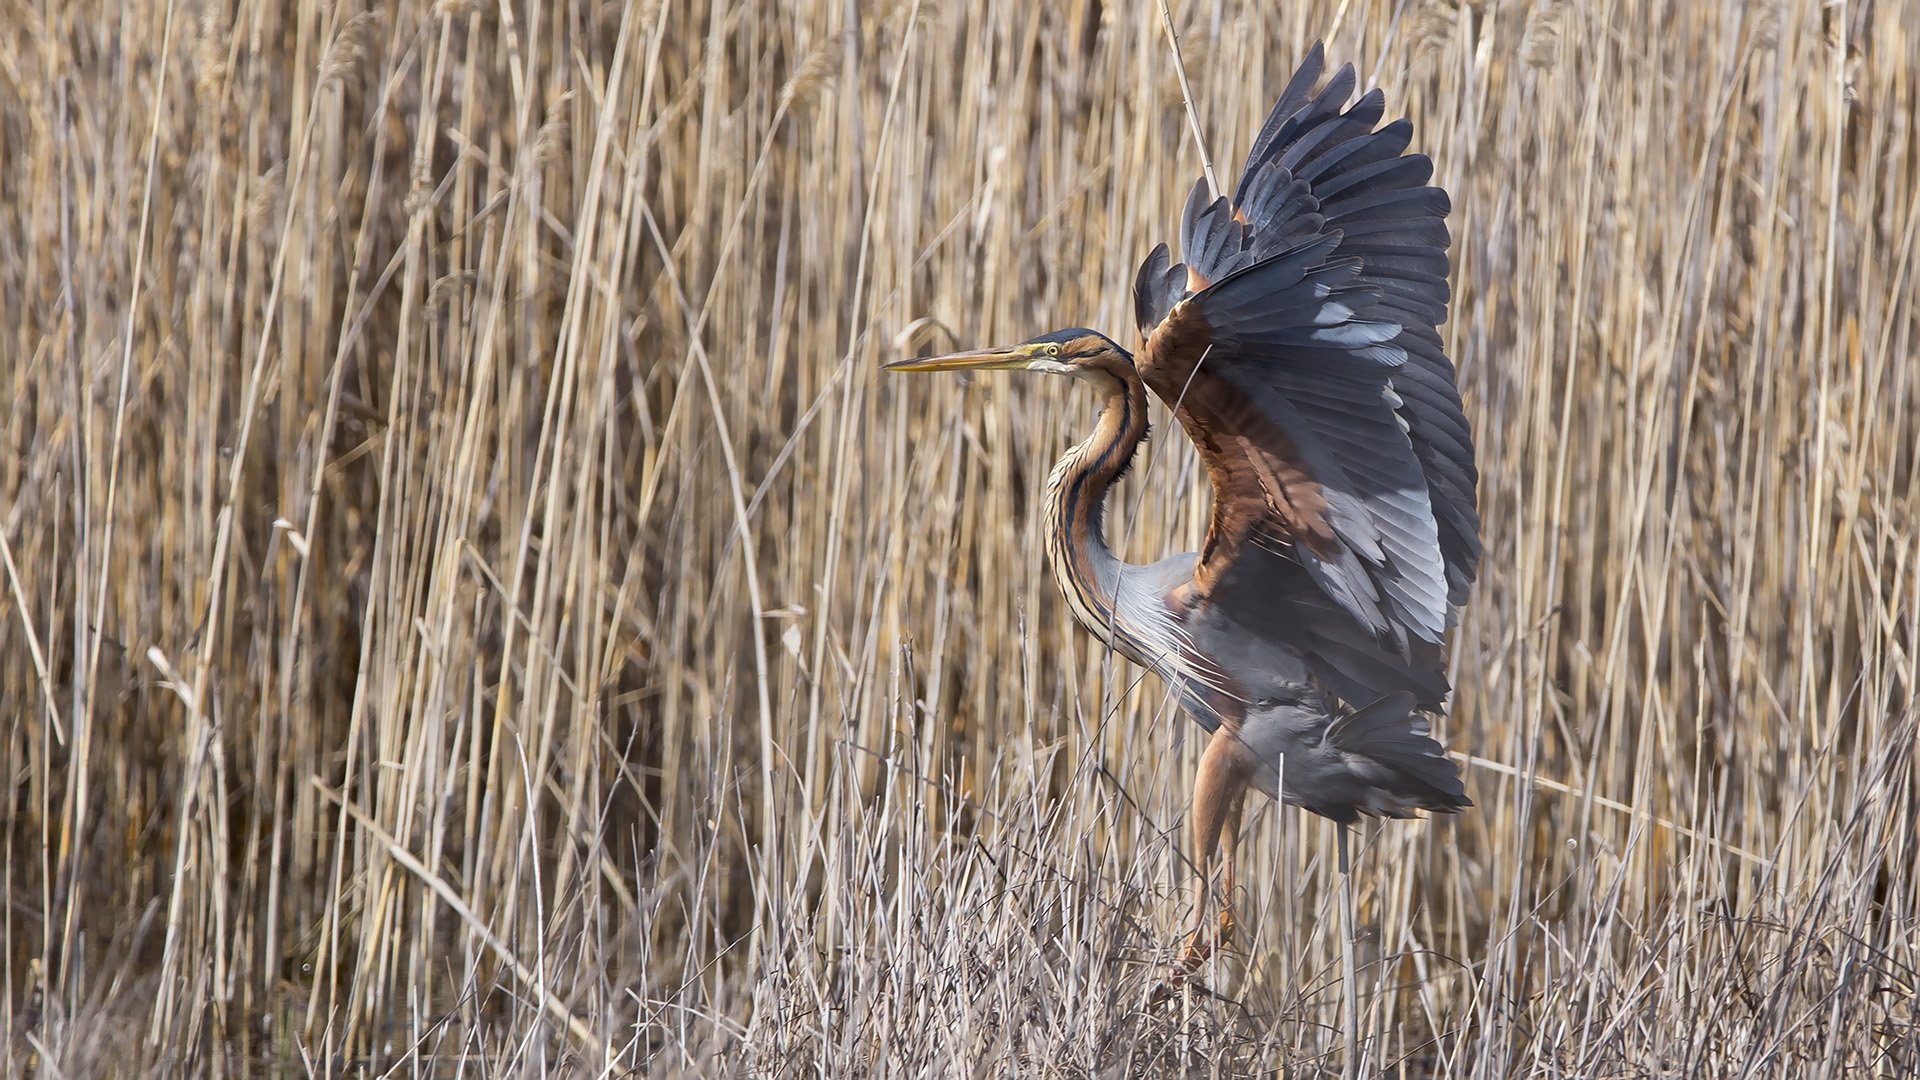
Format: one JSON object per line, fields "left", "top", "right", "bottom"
{"left": 1042, "top": 364, "right": 1150, "bottom": 650}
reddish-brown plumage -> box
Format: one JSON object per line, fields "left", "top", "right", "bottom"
{"left": 1139, "top": 300, "right": 1336, "bottom": 595}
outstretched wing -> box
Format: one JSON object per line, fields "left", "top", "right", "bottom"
{"left": 1134, "top": 42, "right": 1480, "bottom": 699}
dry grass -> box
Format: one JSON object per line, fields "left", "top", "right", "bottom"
{"left": 2, "top": 0, "right": 1916, "bottom": 1075}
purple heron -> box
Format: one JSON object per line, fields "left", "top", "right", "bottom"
{"left": 888, "top": 44, "right": 1478, "bottom": 970}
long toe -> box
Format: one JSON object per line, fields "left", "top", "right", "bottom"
{"left": 1176, "top": 899, "right": 1234, "bottom": 973}
{"left": 1178, "top": 927, "right": 1216, "bottom": 973}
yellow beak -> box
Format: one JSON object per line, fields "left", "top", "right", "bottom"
{"left": 884, "top": 345, "right": 1039, "bottom": 372}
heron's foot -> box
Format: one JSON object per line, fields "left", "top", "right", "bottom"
{"left": 1148, "top": 962, "right": 1208, "bottom": 1007}
{"left": 1148, "top": 945, "right": 1211, "bottom": 1006}
{"left": 1151, "top": 904, "right": 1234, "bottom": 1004}
{"left": 1178, "top": 904, "right": 1234, "bottom": 968}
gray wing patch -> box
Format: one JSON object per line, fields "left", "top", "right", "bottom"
{"left": 1214, "top": 358, "right": 1450, "bottom": 649}
{"left": 1390, "top": 330, "right": 1481, "bottom": 607}
{"left": 1206, "top": 545, "right": 1451, "bottom": 709}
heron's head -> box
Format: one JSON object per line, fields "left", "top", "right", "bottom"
{"left": 885, "top": 328, "right": 1133, "bottom": 380}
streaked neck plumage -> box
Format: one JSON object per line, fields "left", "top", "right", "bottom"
{"left": 1041, "top": 361, "right": 1151, "bottom": 664}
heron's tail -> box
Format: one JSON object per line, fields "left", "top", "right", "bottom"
{"left": 1327, "top": 692, "right": 1471, "bottom": 813}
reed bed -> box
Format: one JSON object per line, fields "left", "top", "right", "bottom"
{"left": 1, "top": 0, "right": 1915, "bottom": 1075}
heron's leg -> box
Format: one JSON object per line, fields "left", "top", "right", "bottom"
{"left": 1180, "top": 730, "right": 1249, "bottom": 971}
{"left": 1217, "top": 784, "right": 1246, "bottom": 945}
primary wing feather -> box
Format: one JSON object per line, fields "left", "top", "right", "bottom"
{"left": 1136, "top": 42, "right": 1480, "bottom": 697}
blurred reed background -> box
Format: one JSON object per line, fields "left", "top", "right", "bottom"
{"left": 0, "top": 0, "right": 1915, "bottom": 1074}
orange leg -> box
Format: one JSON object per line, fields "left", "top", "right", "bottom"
{"left": 1218, "top": 782, "right": 1246, "bottom": 943}
{"left": 1180, "top": 729, "right": 1251, "bottom": 972}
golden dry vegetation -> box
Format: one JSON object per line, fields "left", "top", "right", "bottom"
{"left": 1, "top": 0, "right": 1916, "bottom": 1075}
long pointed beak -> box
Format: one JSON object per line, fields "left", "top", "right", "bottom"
{"left": 884, "top": 345, "right": 1036, "bottom": 372}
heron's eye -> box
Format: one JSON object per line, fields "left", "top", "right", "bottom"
{"left": 1046, "top": 344, "right": 1061, "bottom": 356}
